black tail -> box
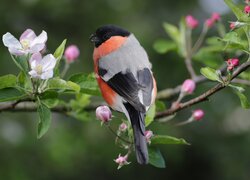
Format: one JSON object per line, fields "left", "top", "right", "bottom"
{"left": 124, "top": 103, "right": 148, "bottom": 164}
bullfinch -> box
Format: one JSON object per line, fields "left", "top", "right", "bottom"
{"left": 90, "top": 25, "right": 157, "bottom": 165}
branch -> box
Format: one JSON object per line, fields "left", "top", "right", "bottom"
{"left": 0, "top": 100, "right": 95, "bottom": 114}
{"left": 155, "top": 61, "right": 250, "bottom": 119}
{"left": 1, "top": 61, "right": 250, "bottom": 121}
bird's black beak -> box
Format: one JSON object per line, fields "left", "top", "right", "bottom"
{"left": 89, "top": 34, "right": 99, "bottom": 43}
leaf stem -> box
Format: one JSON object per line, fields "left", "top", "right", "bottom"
{"left": 106, "top": 125, "right": 132, "bottom": 144}
{"left": 192, "top": 25, "right": 208, "bottom": 54}
{"left": 61, "top": 60, "right": 70, "bottom": 78}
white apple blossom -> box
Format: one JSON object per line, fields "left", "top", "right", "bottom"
{"left": 2, "top": 29, "right": 47, "bottom": 56}
{"left": 29, "top": 53, "right": 56, "bottom": 80}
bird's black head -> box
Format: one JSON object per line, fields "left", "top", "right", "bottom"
{"left": 90, "top": 25, "right": 130, "bottom": 47}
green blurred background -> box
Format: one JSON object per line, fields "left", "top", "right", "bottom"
{"left": 1, "top": 0, "right": 250, "bottom": 179}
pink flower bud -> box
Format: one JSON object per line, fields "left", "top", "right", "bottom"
{"left": 64, "top": 45, "right": 80, "bottom": 63}
{"left": 96, "top": 105, "right": 112, "bottom": 123}
{"left": 145, "top": 130, "right": 153, "bottom": 143}
{"left": 181, "top": 79, "right": 196, "bottom": 94}
{"left": 185, "top": 15, "right": 199, "bottom": 29}
{"left": 227, "top": 58, "right": 239, "bottom": 71}
{"left": 114, "top": 154, "right": 130, "bottom": 169}
{"left": 230, "top": 22, "right": 235, "bottom": 29}
{"left": 229, "top": 21, "right": 246, "bottom": 30}
{"left": 246, "top": 0, "right": 250, "bottom": 4}
{"left": 192, "top": 109, "right": 205, "bottom": 121}
{"left": 231, "top": 58, "right": 239, "bottom": 66}
{"left": 119, "top": 122, "right": 128, "bottom": 132}
{"left": 205, "top": 18, "right": 214, "bottom": 28}
{"left": 244, "top": 5, "right": 250, "bottom": 14}
{"left": 211, "top": 13, "right": 221, "bottom": 22}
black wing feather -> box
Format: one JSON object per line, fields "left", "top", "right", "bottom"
{"left": 137, "top": 68, "right": 153, "bottom": 106}
{"left": 107, "top": 71, "right": 146, "bottom": 112}
{"left": 98, "top": 67, "right": 153, "bottom": 113}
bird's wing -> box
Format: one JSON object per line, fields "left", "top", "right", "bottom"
{"left": 98, "top": 67, "right": 153, "bottom": 113}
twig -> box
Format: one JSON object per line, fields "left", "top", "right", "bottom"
{"left": 184, "top": 57, "right": 197, "bottom": 79}
{"left": 156, "top": 65, "right": 231, "bottom": 100}
{"left": 155, "top": 60, "right": 250, "bottom": 119}
{"left": 185, "top": 28, "right": 197, "bottom": 79}
{"left": 106, "top": 125, "right": 132, "bottom": 144}
{"left": 191, "top": 25, "right": 208, "bottom": 54}
{"left": 61, "top": 62, "right": 70, "bottom": 78}
{"left": 156, "top": 75, "right": 206, "bottom": 100}
{"left": 232, "top": 78, "right": 250, "bottom": 86}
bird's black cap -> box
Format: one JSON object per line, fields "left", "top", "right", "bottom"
{"left": 90, "top": 25, "right": 130, "bottom": 47}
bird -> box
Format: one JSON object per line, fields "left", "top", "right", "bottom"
{"left": 90, "top": 25, "right": 157, "bottom": 164}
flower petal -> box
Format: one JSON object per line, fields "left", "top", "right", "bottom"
{"left": 2, "top": 32, "right": 22, "bottom": 49}
{"left": 29, "top": 70, "right": 39, "bottom": 79}
{"left": 30, "top": 30, "right": 47, "bottom": 47}
{"left": 29, "top": 53, "right": 42, "bottom": 69}
{"left": 20, "top": 29, "right": 36, "bottom": 41}
{"left": 29, "top": 43, "right": 45, "bottom": 53}
{"left": 41, "top": 54, "right": 57, "bottom": 71}
{"left": 8, "top": 47, "right": 25, "bottom": 56}
{"left": 41, "top": 70, "right": 53, "bottom": 80}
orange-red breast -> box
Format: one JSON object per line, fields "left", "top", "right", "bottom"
{"left": 90, "top": 25, "right": 157, "bottom": 164}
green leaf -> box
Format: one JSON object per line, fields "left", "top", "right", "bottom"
{"left": 53, "top": 39, "right": 67, "bottom": 76}
{"left": 0, "top": 88, "right": 26, "bottom": 102}
{"left": 145, "top": 104, "right": 156, "bottom": 127}
{"left": 0, "top": 74, "right": 17, "bottom": 89}
{"left": 235, "top": 91, "right": 250, "bottom": 109}
{"left": 67, "top": 81, "right": 81, "bottom": 92}
{"left": 39, "top": 91, "right": 59, "bottom": 108}
{"left": 194, "top": 46, "right": 223, "bottom": 68}
{"left": 17, "top": 71, "right": 25, "bottom": 87}
{"left": 163, "top": 22, "right": 180, "bottom": 44}
{"left": 69, "top": 73, "right": 101, "bottom": 96}
{"left": 148, "top": 147, "right": 166, "bottom": 168}
{"left": 40, "top": 91, "right": 59, "bottom": 99}
{"left": 54, "top": 39, "right": 67, "bottom": 60}
{"left": 206, "top": 37, "right": 222, "bottom": 45}
{"left": 70, "top": 93, "right": 90, "bottom": 111}
{"left": 224, "top": 0, "right": 249, "bottom": 22}
{"left": 37, "top": 102, "right": 51, "bottom": 138}
{"left": 68, "top": 111, "right": 91, "bottom": 121}
{"left": 221, "top": 31, "right": 247, "bottom": 50}
{"left": 10, "top": 55, "right": 29, "bottom": 73}
{"left": 42, "top": 99, "right": 59, "bottom": 108}
{"left": 196, "top": 37, "right": 225, "bottom": 66}
{"left": 151, "top": 135, "right": 190, "bottom": 145}
{"left": 47, "top": 78, "right": 80, "bottom": 93}
{"left": 239, "top": 71, "right": 250, "bottom": 80}
{"left": 178, "top": 17, "right": 187, "bottom": 57}
{"left": 228, "top": 84, "right": 245, "bottom": 93}
{"left": 200, "top": 67, "right": 221, "bottom": 82}
{"left": 153, "top": 39, "right": 177, "bottom": 54}
{"left": 17, "top": 71, "right": 32, "bottom": 90}
{"left": 155, "top": 100, "right": 166, "bottom": 112}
